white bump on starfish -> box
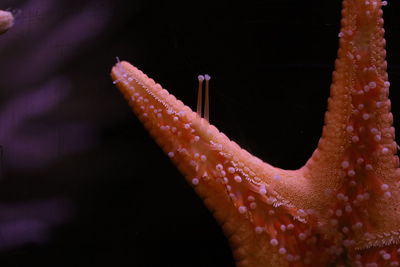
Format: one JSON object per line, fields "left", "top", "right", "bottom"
{"left": 238, "top": 206, "right": 247, "bottom": 214}
{"left": 273, "top": 174, "right": 281, "bottom": 181}
{"left": 358, "top": 193, "right": 368, "bottom": 202}
{"left": 363, "top": 113, "right": 371, "bottom": 120}
{"left": 347, "top": 170, "right": 355, "bottom": 177}
{"left": 346, "top": 125, "right": 354, "bottom": 133}
{"left": 336, "top": 193, "right": 345, "bottom": 200}
{"left": 357, "top": 157, "right": 365, "bottom": 164}
{"left": 347, "top": 52, "right": 354, "bottom": 60}
{"left": 255, "top": 226, "right": 265, "bottom": 234}
{"left": 382, "top": 253, "right": 391, "bottom": 260}
{"left": 270, "top": 239, "right": 279, "bottom": 246}
{"left": 369, "top": 81, "right": 377, "bottom": 88}
{"left": 297, "top": 209, "right": 307, "bottom": 217}
{"left": 365, "top": 164, "right": 373, "bottom": 170}
{"left": 259, "top": 184, "right": 267, "bottom": 195}
{"left": 278, "top": 248, "right": 287, "bottom": 255}
{"left": 234, "top": 175, "right": 242, "bottom": 183}
{"left": 381, "top": 184, "right": 389, "bottom": 191}
{"left": 298, "top": 233, "right": 307, "bottom": 240}
{"left": 341, "top": 161, "right": 350, "bottom": 169}
{"left": 374, "top": 135, "right": 382, "bottom": 142}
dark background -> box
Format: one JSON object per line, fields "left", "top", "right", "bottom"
{"left": 0, "top": 0, "right": 399, "bottom": 266}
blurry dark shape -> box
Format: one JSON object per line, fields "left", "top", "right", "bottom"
{"left": 0, "top": 77, "right": 96, "bottom": 171}
{"left": 0, "top": 10, "right": 13, "bottom": 34}
{"left": 0, "top": 198, "right": 73, "bottom": 250}
{"left": 0, "top": 0, "right": 111, "bottom": 172}
{"left": 0, "top": 0, "right": 111, "bottom": 92}
{"left": 0, "top": 0, "right": 111, "bottom": 254}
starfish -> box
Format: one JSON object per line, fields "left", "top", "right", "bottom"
{"left": 111, "top": 0, "right": 400, "bottom": 266}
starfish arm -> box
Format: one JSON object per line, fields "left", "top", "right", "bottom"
{"left": 305, "top": 0, "right": 396, "bottom": 191}
{"left": 304, "top": 0, "right": 400, "bottom": 264}
{"left": 0, "top": 10, "right": 13, "bottom": 35}
{"left": 111, "top": 0, "right": 400, "bottom": 265}
{"left": 111, "top": 62, "right": 336, "bottom": 266}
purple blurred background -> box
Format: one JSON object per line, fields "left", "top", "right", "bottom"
{"left": 0, "top": 0, "right": 399, "bottom": 266}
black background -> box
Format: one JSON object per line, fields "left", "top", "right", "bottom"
{"left": 0, "top": 0, "right": 399, "bottom": 266}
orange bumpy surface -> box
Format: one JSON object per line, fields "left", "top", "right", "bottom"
{"left": 111, "top": 0, "right": 400, "bottom": 266}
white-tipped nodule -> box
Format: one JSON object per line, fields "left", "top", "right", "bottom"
{"left": 196, "top": 74, "right": 211, "bottom": 121}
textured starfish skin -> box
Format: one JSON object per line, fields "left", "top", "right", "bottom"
{"left": 111, "top": 0, "right": 400, "bottom": 266}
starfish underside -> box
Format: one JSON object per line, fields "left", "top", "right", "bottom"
{"left": 111, "top": 0, "right": 400, "bottom": 266}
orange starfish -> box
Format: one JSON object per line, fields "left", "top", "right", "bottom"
{"left": 111, "top": 0, "right": 400, "bottom": 266}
